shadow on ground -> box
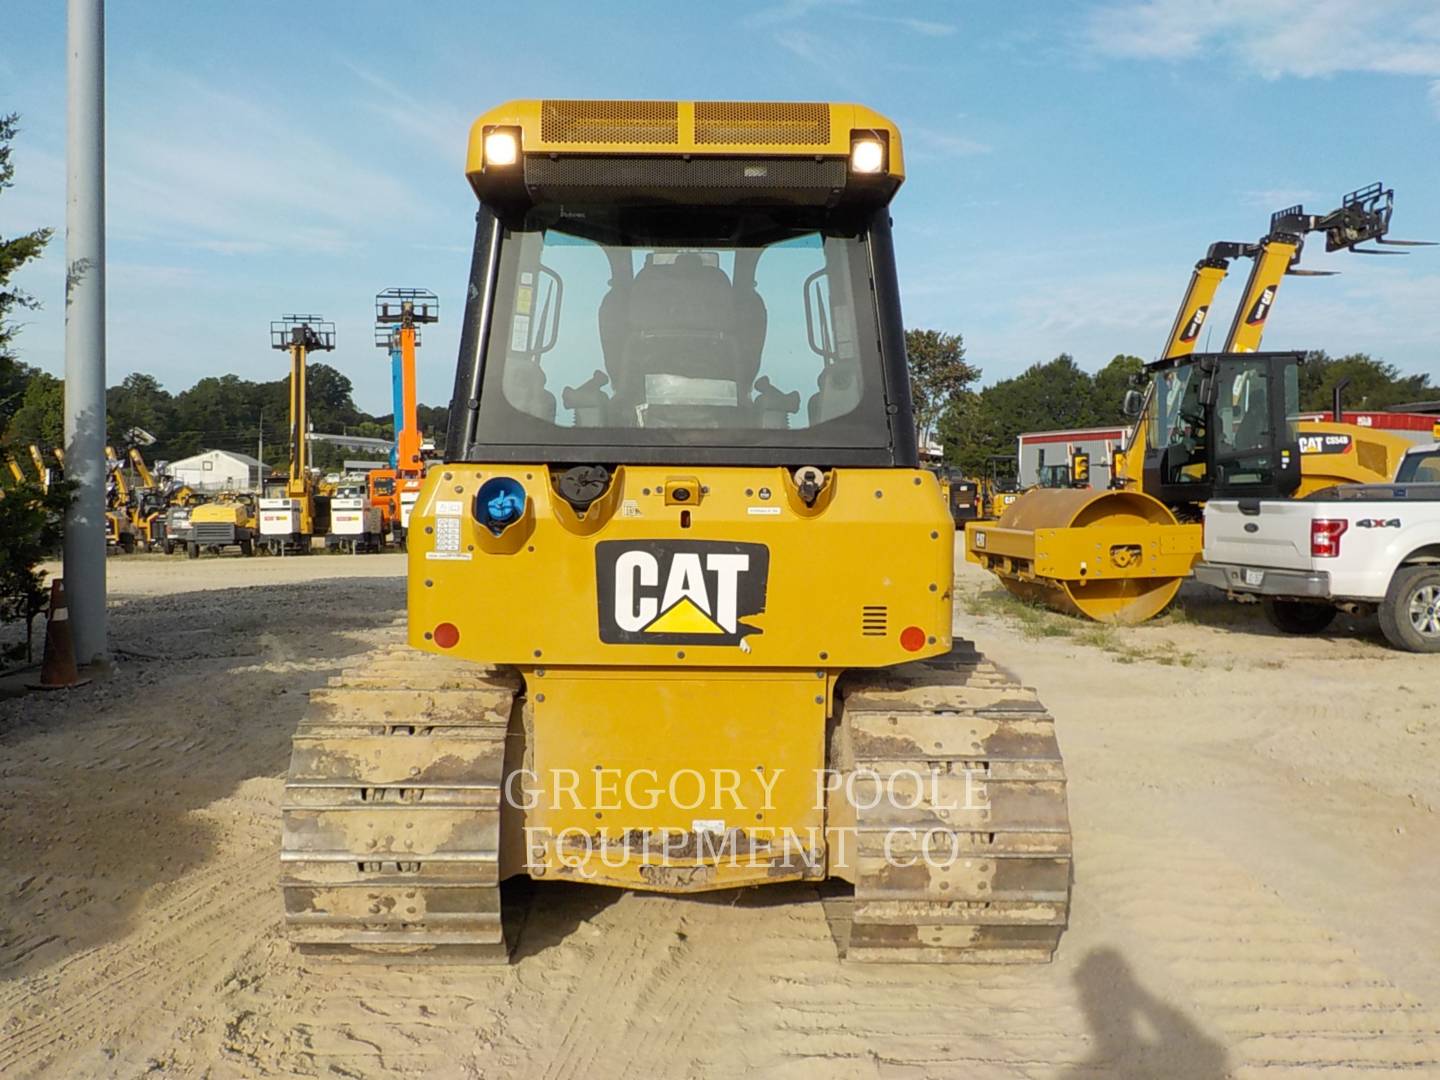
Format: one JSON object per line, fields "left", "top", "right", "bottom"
{"left": 1065, "top": 946, "right": 1229, "bottom": 1079}
{"left": 0, "top": 578, "right": 404, "bottom": 982}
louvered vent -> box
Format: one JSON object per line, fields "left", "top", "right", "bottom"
{"left": 694, "top": 101, "right": 830, "bottom": 145}
{"left": 540, "top": 100, "right": 679, "bottom": 144}
{"left": 861, "top": 605, "right": 888, "bottom": 637}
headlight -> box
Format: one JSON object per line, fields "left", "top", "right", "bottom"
{"left": 484, "top": 127, "right": 520, "bottom": 167}
{"left": 849, "top": 136, "right": 886, "bottom": 175}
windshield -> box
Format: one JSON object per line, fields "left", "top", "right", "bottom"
{"left": 469, "top": 205, "right": 894, "bottom": 457}
{"left": 371, "top": 476, "right": 395, "bottom": 495}
{"left": 1397, "top": 448, "right": 1440, "bottom": 483}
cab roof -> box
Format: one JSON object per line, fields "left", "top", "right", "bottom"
{"left": 465, "top": 99, "right": 904, "bottom": 182}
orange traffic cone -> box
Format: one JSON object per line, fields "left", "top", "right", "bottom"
{"left": 36, "top": 578, "right": 86, "bottom": 690}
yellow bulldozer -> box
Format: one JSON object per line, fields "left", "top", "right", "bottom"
{"left": 279, "top": 100, "right": 1072, "bottom": 965}
{"left": 964, "top": 185, "right": 1422, "bottom": 623}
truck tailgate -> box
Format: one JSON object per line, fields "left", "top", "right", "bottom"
{"left": 1203, "top": 500, "right": 1314, "bottom": 570}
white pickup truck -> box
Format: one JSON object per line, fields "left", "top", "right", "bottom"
{"left": 1195, "top": 442, "right": 1440, "bottom": 652}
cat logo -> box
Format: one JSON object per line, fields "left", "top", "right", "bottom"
{"left": 1245, "top": 285, "right": 1276, "bottom": 325}
{"left": 1299, "top": 433, "right": 1353, "bottom": 455}
{"left": 1179, "top": 304, "right": 1208, "bottom": 342}
{"left": 596, "top": 540, "right": 769, "bottom": 645}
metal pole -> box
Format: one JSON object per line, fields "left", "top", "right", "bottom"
{"left": 63, "top": 0, "right": 107, "bottom": 665}
{"left": 257, "top": 407, "right": 264, "bottom": 474}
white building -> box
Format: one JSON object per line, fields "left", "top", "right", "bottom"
{"left": 165, "top": 449, "right": 267, "bottom": 493}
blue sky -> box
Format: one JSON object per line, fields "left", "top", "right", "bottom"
{"left": 2, "top": 0, "right": 1437, "bottom": 417}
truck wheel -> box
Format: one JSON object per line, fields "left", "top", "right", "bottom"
{"left": 163, "top": 541, "right": 174, "bottom": 556}
{"left": 1378, "top": 566, "right": 1440, "bottom": 653}
{"left": 240, "top": 538, "right": 254, "bottom": 557}
{"left": 120, "top": 533, "right": 136, "bottom": 555}
{"left": 187, "top": 542, "right": 199, "bottom": 560}
{"left": 1261, "top": 597, "right": 1336, "bottom": 635}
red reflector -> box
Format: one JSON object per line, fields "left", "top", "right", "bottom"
{"left": 1310, "top": 518, "right": 1348, "bottom": 558}
{"left": 433, "top": 622, "right": 460, "bottom": 648}
{"left": 899, "top": 625, "right": 926, "bottom": 652}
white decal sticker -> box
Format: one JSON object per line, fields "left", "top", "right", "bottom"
{"left": 620, "top": 499, "right": 642, "bottom": 518}
{"left": 434, "top": 518, "right": 462, "bottom": 552}
{"left": 510, "top": 314, "right": 531, "bottom": 352}
{"left": 425, "top": 551, "right": 473, "bottom": 561}
{"left": 747, "top": 506, "right": 781, "bottom": 516}
{"left": 435, "top": 500, "right": 464, "bottom": 517}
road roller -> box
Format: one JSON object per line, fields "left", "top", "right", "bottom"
{"left": 964, "top": 184, "right": 1422, "bottom": 624}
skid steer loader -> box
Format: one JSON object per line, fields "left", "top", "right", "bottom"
{"left": 281, "top": 100, "right": 1071, "bottom": 964}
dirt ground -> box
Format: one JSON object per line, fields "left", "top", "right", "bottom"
{"left": 2, "top": 549, "right": 1438, "bottom": 1079}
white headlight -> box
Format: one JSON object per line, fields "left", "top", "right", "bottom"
{"left": 850, "top": 137, "right": 885, "bottom": 174}
{"left": 484, "top": 129, "right": 519, "bottom": 167}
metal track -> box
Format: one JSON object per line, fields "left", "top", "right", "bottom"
{"left": 837, "top": 641, "right": 1072, "bottom": 963}
{"left": 280, "top": 628, "right": 521, "bottom": 962}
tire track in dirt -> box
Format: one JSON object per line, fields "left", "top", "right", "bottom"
{"left": 1077, "top": 818, "right": 1440, "bottom": 1076}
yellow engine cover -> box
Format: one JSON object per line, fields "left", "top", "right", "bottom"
{"left": 408, "top": 465, "right": 953, "bottom": 670}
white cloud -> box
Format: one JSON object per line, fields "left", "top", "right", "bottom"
{"left": 340, "top": 60, "right": 473, "bottom": 162}
{"left": 852, "top": 13, "right": 957, "bottom": 37}
{"left": 772, "top": 29, "right": 849, "bottom": 69}
{"left": 102, "top": 70, "right": 427, "bottom": 257}
{"left": 1086, "top": 0, "right": 1440, "bottom": 102}
{"left": 906, "top": 126, "right": 992, "bottom": 158}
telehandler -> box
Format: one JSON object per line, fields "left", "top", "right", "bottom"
{"left": 964, "top": 186, "right": 1424, "bottom": 623}
{"left": 281, "top": 100, "right": 1071, "bottom": 965}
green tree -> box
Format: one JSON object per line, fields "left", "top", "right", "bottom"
{"left": 1091, "top": 354, "right": 1145, "bottom": 422}
{"left": 107, "top": 372, "right": 173, "bottom": 450}
{"left": 905, "top": 329, "right": 980, "bottom": 452}
{"left": 940, "top": 354, "right": 1102, "bottom": 475}
{"left": 8, "top": 370, "right": 64, "bottom": 446}
{"left": 0, "top": 114, "right": 54, "bottom": 437}
{"left": 1299, "top": 351, "right": 1434, "bottom": 413}
{"left": 0, "top": 114, "right": 64, "bottom": 653}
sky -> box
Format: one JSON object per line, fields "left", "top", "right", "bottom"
{"left": 1, "top": 0, "right": 1438, "bottom": 418}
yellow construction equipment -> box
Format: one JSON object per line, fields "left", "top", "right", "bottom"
{"left": 259, "top": 316, "right": 334, "bottom": 555}
{"left": 104, "top": 446, "right": 138, "bottom": 554}
{"left": 280, "top": 99, "right": 1071, "bottom": 965}
{"left": 965, "top": 185, "right": 1421, "bottom": 623}
{"left": 186, "top": 493, "right": 258, "bottom": 557}
{"left": 122, "top": 447, "right": 171, "bottom": 551}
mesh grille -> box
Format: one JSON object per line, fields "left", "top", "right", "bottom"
{"left": 861, "top": 605, "right": 888, "bottom": 637}
{"left": 540, "top": 100, "right": 679, "bottom": 144}
{"left": 193, "top": 523, "right": 236, "bottom": 543}
{"left": 694, "top": 101, "right": 830, "bottom": 145}
{"left": 523, "top": 156, "right": 847, "bottom": 205}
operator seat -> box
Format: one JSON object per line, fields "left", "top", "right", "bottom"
{"left": 607, "top": 253, "right": 744, "bottom": 422}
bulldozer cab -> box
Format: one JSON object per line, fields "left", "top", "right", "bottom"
{"left": 451, "top": 209, "right": 910, "bottom": 467}
{"left": 1140, "top": 350, "right": 1302, "bottom": 507}
{"left": 448, "top": 110, "right": 913, "bottom": 471}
